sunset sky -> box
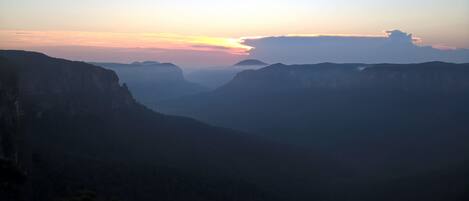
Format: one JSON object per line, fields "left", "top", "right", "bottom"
{"left": 1, "top": 0, "right": 468, "bottom": 66}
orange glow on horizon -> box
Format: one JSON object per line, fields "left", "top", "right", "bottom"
{"left": 0, "top": 30, "right": 254, "bottom": 55}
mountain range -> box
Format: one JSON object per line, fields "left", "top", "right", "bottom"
{"left": 158, "top": 62, "right": 469, "bottom": 199}
{"left": 0, "top": 50, "right": 347, "bottom": 201}
{"left": 1, "top": 51, "right": 468, "bottom": 201}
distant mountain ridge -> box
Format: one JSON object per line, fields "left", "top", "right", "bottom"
{"left": 131, "top": 61, "right": 161, "bottom": 65}
{"left": 91, "top": 61, "right": 185, "bottom": 81}
{"left": 224, "top": 62, "right": 469, "bottom": 91}
{"left": 234, "top": 59, "right": 268, "bottom": 66}
{"left": 100, "top": 61, "right": 181, "bottom": 68}
{"left": 91, "top": 61, "right": 208, "bottom": 110}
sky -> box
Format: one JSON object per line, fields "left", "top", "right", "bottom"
{"left": 1, "top": 0, "right": 468, "bottom": 67}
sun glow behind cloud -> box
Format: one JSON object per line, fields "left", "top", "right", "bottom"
{"left": 0, "top": 30, "right": 253, "bottom": 55}
{"left": 1, "top": 29, "right": 467, "bottom": 66}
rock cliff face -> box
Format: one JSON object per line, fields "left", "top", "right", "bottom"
{"left": 1, "top": 51, "right": 137, "bottom": 201}
{"left": 0, "top": 52, "right": 135, "bottom": 117}
{"left": 0, "top": 57, "right": 25, "bottom": 201}
{"left": 0, "top": 57, "right": 19, "bottom": 160}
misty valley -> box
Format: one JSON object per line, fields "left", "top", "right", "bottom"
{"left": 0, "top": 50, "right": 468, "bottom": 201}
{"left": 3, "top": 0, "right": 469, "bottom": 200}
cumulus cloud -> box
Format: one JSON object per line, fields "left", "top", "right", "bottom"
{"left": 243, "top": 30, "right": 469, "bottom": 64}
{"left": 385, "top": 30, "right": 414, "bottom": 43}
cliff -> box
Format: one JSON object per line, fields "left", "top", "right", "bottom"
{"left": 0, "top": 57, "right": 25, "bottom": 201}
{"left": 0, "top": 57, "right": 19, "bottom": 159}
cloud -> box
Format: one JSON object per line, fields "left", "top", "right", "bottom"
{"left": 2, "top": 30, "right": 468, "bottom": 66}
{"left": 0, "top": 30, "right": 251, "bottom": 55}
{"left": 191, "top": 44, "right": 231, "bottom": 50}
{"left": 0, "top": 30, "right": 251, "bottom": 67}
{"left": 385, "top": 30, "right": 415, "bottom": 43}
{"left": 243, "top": 30, "right": 469, "bottom": 64}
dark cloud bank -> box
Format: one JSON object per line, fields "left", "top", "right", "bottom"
{"left": 243, "top": 30, "right": 469, "bottom": 64}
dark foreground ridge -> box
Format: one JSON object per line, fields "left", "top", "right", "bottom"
{"left": 0, "top": 50, "right": 345, "bottom": 201}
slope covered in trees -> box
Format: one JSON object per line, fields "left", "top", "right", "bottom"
{"left": 159, "top": 62, "right": 469, "bottom": 200}
{"left": 0, "top": 51, "right": 344, "bottom": 201}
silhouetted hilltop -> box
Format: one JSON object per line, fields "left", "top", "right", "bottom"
{"left": 234, "top": 59, "right": 268, "bottom": 66}
{"left": 0, "top": 50, "right": 344, "bottom": 201}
